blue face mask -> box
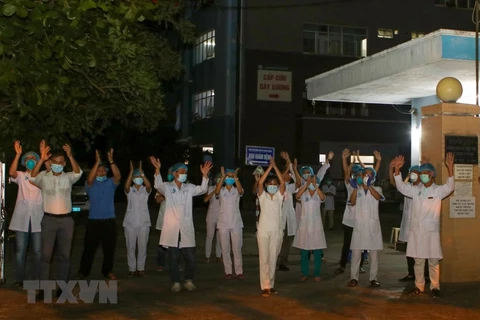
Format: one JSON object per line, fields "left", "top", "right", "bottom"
{"left": 167, "top": 173, "right": 174, "bottom": 182}
{"left": 308, "top": 183, "right": 316, "bottom": 190}
{"left": 225, "top": 177, "right": 235, "bottom": 185}
{"left": 133, "top": 177, "right": 144, "bottom": 185}
{"left": 25, "top": 159, "right": 36, "bottom": 170}
{"left": 302, "top": 174, "right": 310, "bottom": 180}
{"left": 96, "top": 176, "right": 107, "bottom": 182}
{"left": 420, "top": 174, "right": 430, "bottom": 184}
{"left": 178, "top": 174, "right": 187, "bottom": 183}
{"left": 267, "top": 185, "right": 278, "bottom": 194}
{"left": 356, "top": 176, "right": 363, "bottom": 185}
{"left": 51, "top": 164, "right": 64, "bottom": 173}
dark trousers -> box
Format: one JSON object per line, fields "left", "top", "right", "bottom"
{"left": 40, "top": 215, "right": 74, "bottom": 281}
{"left": 157, "top": 245, "right": 167, "bottom": 267}
{"left": 277, "top": 227, "right": 294, "bottom": 266}
{"left": 169, "top": 246, "right": 196, "bottom": 283}
{"left": 340, "top": 224, "right": 364, "bottom": 269}
{"left": 407, "top": 256, "right": 429, "bottom": 279}
{"left": 79, "top": 218, "right": 117, "bottom": 277}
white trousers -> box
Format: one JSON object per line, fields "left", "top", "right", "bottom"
{"left": 414, "top": 258, "right": 440, "bottom": 291}
{"left": 351, "top": 249, "right": 379, "bottom": 281}
{"left": 124, "top": 226, "right": 150, "bottom": 272}
{"left": 205, "top": 221, "right": 221, "bottom": 259}
{"left": 257, "top": 229, "right": 284, "bottom": 290}
{"left": 218, "top": 228, "right": 243, "bottom": 275}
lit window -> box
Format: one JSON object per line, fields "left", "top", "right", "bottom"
{"left": 435, "top": 0, "right": 475, "bottom": 8}
{"left": 194, "top": 30, "right": 215, "bottom": 65}
{"left": 377, "top": 28, "right": 394, "bottom": 39}
{"left": 303, "top": 24, "right": 367, "bottom": 57}
{"left": 350, "top": 155, "right": 375, "bottom": 165}
{"left": 319, "top": 154, "right": 326, "bottom": 164}
{"left": 411, "top": 32, "right": 425, "bottom": 39}
{"left": 192, "top": 89, "right": 215, "bottom": 121}
{"left": 202, "top": 147, "right": 213, "bottom": 153}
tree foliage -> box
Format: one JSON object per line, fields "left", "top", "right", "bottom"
{"left": 0, "top": 0, "right": 204, "bottom": 151}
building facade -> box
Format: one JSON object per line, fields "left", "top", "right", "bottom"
{"left": 176, "top": 0, "right": 475, "bottom": 202}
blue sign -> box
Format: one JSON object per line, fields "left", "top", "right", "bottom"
{"left": 245, "top": 146, "right": 275, "bottom": 166}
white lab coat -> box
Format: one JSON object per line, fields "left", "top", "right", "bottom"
{"left": 9, "top": 171, "right": 43, "bottom": 233}
{"left": 350, "top": 186, "right": 384, "bottom": 251}
{"left": 342, "top": 182, "right": 355, "bottom": 228}
{"left": 394, "top": 174, "right": 454, "bottom": 259}
{"left": 206, "top": 186, "right": 220, "bottom": 224}
{"left": 217, "top": 186, "right": 243, "bottom": 230}
{"left": 293, "top": 191, "right": 327, "bottom": 250}
{"left": 154, "top": 175, "right": 208, "bottom": 248}
{"left": 123, "top": 185, "right": 151, "bottom": 228}
{"left": 155, "top": 193, "right": 166, "bottom": 230}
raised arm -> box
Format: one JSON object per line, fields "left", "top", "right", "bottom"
{"left": 125, "top": 161, "right": 134, "bottom": 193}
{"left": 155, "top": 193, "right": 165, "bottom": 204}
{"left": 215, "top": 167, "right": 226, "bottom": 196}
{"left": 31, "top": 144, "right": 51, "bottom": 178}
{"left": 373, "top": 150, "right": 382, "bottom": 173}
{"left": 296, "top": 176, "right": 311, "bottom": 200}
{"left": 271, "top": 158, "right": 285, "bottom": 195}
{"left": 9, "top": 140, "right": 22, "bottom": 179}
{"left": 368, "top": 185, "right": 384, "bottom": 201}
{"left": 63, "top": 144, "right": 81, "bottom": 174}
{"left": 87, "top": 150, "right": 101, "bottom": 187}
{"left": 150, "top": 156, "right": 166, "bottom": 194}
{"left": 233, "top": 168, "right": 244, "bottom": 195}
{"left": 257, "top": 163, "right": 274, "bottom": 197}
{"left": 317, "top": 151, "right": 333, "bottom": 182}
{"left": 388, "top": 159, "right": 396, "bottom": 187}
{"left": 293, "top": 158, "right": 301, "bottom": 189}
{"left": 192, "top": 161, "right": 213, "bottom": 196}
{"left": 139, "top": 161, "right": 152, "bottom": 193}
{"left": 438, "top": 152, "right": 455, "bottom": 199}
{"left": 393, "top": 155, "right": 415, "bottom": 198}
{"left": 108, "top": 149, "right": 121, "bottom": 185}
{"left": 342, "top": 148, "right": 351, "bottom": 183}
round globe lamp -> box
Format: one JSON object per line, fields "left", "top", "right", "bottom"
{"left": 436, "top": 77, "right": 463, "bottom": 103}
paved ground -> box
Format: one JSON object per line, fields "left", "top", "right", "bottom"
{"left": 0, "top": 202, "right": 479, "bottom": 320}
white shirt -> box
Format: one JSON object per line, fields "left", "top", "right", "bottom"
{"left": 283, "top": 183, "right": 297, "bottom": 236}
{"left": 154, "top": 175, "right": 208, "bottom": 248}
{"left": 206, "top": 186, "right": 220, "bottom": 223}
{"left": 321, "top": 184, "right": 336, "bottom": 210}
{"left": 394, "top": 174, "right": 454, "bottom": 259}
{"left": 293, "top": 191, "right": 327, "bottom": 250}
{"left": 217, "top": 186, "right": 243, "bottom": 230}
{"left": 123, "top": 185, "right": 151, "bottom": 228}
{"left": 342, "top": 182, "right": 355, "bottom": 227}
{"left": 30, "top": 170, "right": 82, "bottom": 214}
{"left": 257, "top": 191, "right": 284, "bottom": 232}
{"left": 9, "top": 171, "right": 43, "bottom": 232}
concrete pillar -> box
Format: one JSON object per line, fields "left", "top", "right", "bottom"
{"left": 421, "top": 102, "right": 480, "bottom": 283}
{"left": 411, "top": 95, "right": 440, "bottom": 166}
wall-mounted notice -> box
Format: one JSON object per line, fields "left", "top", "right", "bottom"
{"left": 450, "top": 196, "right": 476, "bottom": 218}
{"left": 454, "top": 181, "right": 473, "bottom": 197}
{"left": 454, "top": 164, "right": 473, "bottom": 180}
{"left": 257, "top": 65, "right": 292, "bottom": 102}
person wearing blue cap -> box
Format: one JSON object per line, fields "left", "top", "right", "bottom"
{"left": 389, "top": 162, "right": 429, "bottom": 283}
{"left": 155, "top": 167, "right": 173, "bottom": 272}
{"left": 151, "top": 156, "right": 213, "bottom": 292}
{"left": 294, "top": 174, "right": 327, "bottom": 283}
{"left": 215, "top": 167, "right": 245, "bottom": 279}
{"left": 348, "top": 163, "right": 385, "bottom": 288}
{"left": 123, "top": 161, "right": 152, "bottom": 278}
{"left": 8, "top": 140, "right": 44, "bottom": 288}
{"left": 203, "top": 172, "right": 222, "bottom": 264}
{"left": 78, "top": 149, "right": 121, "bottom": 281}
{"left": 393, "top": 153, "right": 455, "bottom": 298}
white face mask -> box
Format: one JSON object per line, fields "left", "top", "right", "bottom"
{"left": 409, "top": 172, "right": 418, "bottom": 183}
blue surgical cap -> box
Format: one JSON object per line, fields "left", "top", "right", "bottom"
{"left": 171, "top": 163, "right": 188, "bottom": 173}
{"left": 225, "top": 169, "right": 235, "bottom": 174}
{"left": 351, "top": 164, "right": 362, "bottom": 174}
{"left": 132, "top": 169, "right": 142, "bottom": 177}
{"left": 300, "top": 166, "right": 314, "bottom": 176}
{"left": 363, "top": 167, "right": 377, "bottom": 177}
{"left": 21, "top": 151, "right": 40, "bottom": 166}
{"left": 409, "top": 165, "right": 421, "bottom": 173}
{"left": 420, "top": 163, "right": 436, "bottom": 177}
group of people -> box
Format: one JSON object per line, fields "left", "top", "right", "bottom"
{"left": 8, "top": 139, "right": 455, "bottom": 299}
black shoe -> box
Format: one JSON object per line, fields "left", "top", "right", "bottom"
{"left": 269, "top": 288, "right": 279, "bottom": 294}
{"left": 398, "top": 275, "right": 415, "bottom": 282}
{"left": 409, "top": 287, "right": 424, "bottom": 295}
{"left": 335, "top": 267, "right": 345, "bottom": 274}
{"left": 278, "top": 265, "right": 290, "bottom": 271}
{"left": 261, "top": 289, "right": 270, "bottom": 297}
{"left": 431, "top": 288, "right": 440, "bottom": 298}
{"left": 36, "top": 290, "right": 45, "bottom": 301}
{"left": 370, "top": 280, "right": 380, "bottom": 287}
{"left": 56, "top": 289, "right": 63, "bottom": 298}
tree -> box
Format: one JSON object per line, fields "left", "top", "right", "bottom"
{"left": 0, "top": 0, "right": 206, "bottom": 152}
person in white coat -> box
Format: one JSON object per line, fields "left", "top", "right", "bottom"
{"left": 150, "top": 157, "right": 212, "bottom": 292}
{"left": 294, "top": 175, "right": 327, "bottom": 282}
{"left": 257, "top": 157, "right": 285, "bottom": 297}
{"left": 215, "top": 167, "right": 245, "bottom": 279}
{"left": 393, "top": 154, "right": 454, "bottom": 298}
{"left": 204, "top": 174, "right": 222, "bottom": 263}
{"left": 8, "top": 140, "right": 44, "bottom": 288}
{"left": 348, "top": 167, "right": 385, "bottom": 288}
{"left": 277, "top": 151, "right": 301, "bottom": 271}
{"left": 321, "top": 177, "right": 336, "bottom": 230}
{"left": 123, "top": 162, "right": 152, "bottom": 278}
{"left": 388, "top": 163, "right": 429, "bottom": 282}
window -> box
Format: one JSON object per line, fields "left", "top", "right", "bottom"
{"left": 435, "top": 0, "right": 475, "bottom": 8}
{"left": 319, "top": 154, "right": 326, "bottom": 164}
{"left": 303, "top": 24, "right": 367, "bottom": 57}
{"left": 377, "top": 28, "right": 397, "bottom": 39}
{"left": 411, "top": 31, "right": 425, "bottom": 39}
{"left": 192, "top": 90, "right": 215, "bottom": 120}
{"left": 194, "top": 30, "right": 215, "bottom": 65}
{"left": 350, "top": 155, "right": 375, "bottom": 165}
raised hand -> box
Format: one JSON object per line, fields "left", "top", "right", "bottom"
{"left": 445, "top": 152, "right": 454, "bottom": 168}
{"left": 139, "top": 160, "right": 143, "bottom": 172}
{"left": 221, "top": 166, "right": 225, "bottom": 177}
{"left": 293, "top": 158, "right": 298, "bottom": 168}
{"left": 149, "top": 156, "right": 161, "bottom": 169}
{"left": 234, "top": 168, "right": 240, "bottom": 178}
{"left": 107, "top": 148, "right": 114, "bottom": 163}
{"left": 201, "top": 161, "right": 213, "bottom": 176}
{"left": 14, "top": 140, "right": 22, "bottom": 155}
{"left": 269, "top": 156, "right": 275, "bottom": 168}
{"left": 130, "top": 160, "right": 134, "bottom": 173}
{"left": 95, "top": 150, "right": 101, "bottom": 163}
{"left": 41, "top": 146, "right": 51, "bottom": 161}
{"left": 39, "top": 140, "right": 46, "bottom": 154}
{"left": 280, "top": 151, "right": 290, "bottom": 163}
{"left": 254, "top": 174, "right": 260, "bottom": 182}
{"left": 394, "top": 155, "right": 405, "bottom": 170}
{"left": 63, "top": 144, "right": 73, "bottom": 158}
{"left": 373, "top": 150, "right": 382, "bottom": 161}
{"left": 342, "top": 149, "right": 350, "bottom": 159}
{"left": 327, "top": 151, "right": 334, "bottom": 160}
{"left": 389, "top": 158, "right": 396, "bottom": 168}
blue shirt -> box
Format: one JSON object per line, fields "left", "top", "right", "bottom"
{"left": 85, "top": 178, "right": 117, "bottom": 219}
